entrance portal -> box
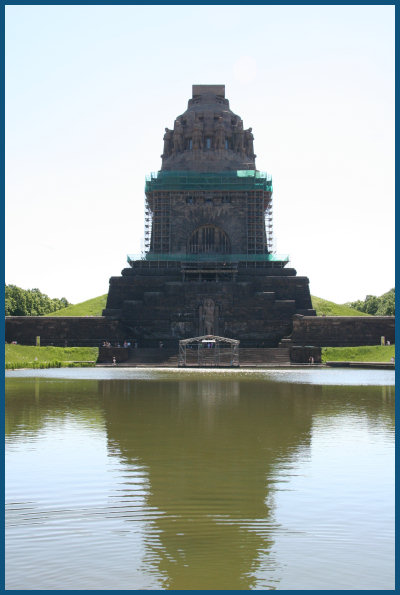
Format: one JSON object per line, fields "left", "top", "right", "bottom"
{"left": 188, "top": 225, "right": 231, "bottom": 254}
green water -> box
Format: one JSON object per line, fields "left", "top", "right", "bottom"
{"left": 5, "top": 368, "right": 395, "bottom": 590}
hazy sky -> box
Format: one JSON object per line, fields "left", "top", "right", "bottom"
{"left": 5, "top": 5, "right": 394, "bottom": 304}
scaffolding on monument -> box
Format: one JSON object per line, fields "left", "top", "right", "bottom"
{"left": 144, "top": 169, "right": 274, "bottom": 257}
{"left": 145, "top": 170, "right": 273, "bottom": 193}
{"left": 178, "top": 335, "right": 240, "bottom": 367}
{"left": 144, "top": 193, "right": 171, "bottom": 254}
{"left": 144, "top": 197, "right": 152, "bottom": 253}
{"left": 265, "top": 195, "right": 274, "bottom": 252}
{"left": 244, "top": 191, "right": 274, "bottom": 255}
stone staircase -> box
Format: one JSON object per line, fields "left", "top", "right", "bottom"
{"left": 112, "top": 347, "right": 291, "bottom": 367}
{"left": 124, "top": 348, "right": 178, "bottom": 366}
{"left": 238, "top": 348, "right": 291, "bottom": 367}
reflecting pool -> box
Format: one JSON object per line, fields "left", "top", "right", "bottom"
{"left": 5, "top": 368, "right": 395, "bottom": 590}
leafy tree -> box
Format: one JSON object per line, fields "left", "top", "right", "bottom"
{"left": 363, "top": 295, "right": 379, "bottom": 315}
{"left": 5, "top": 285, "right": 71, "bottom": 316}
{"left": 347, "top": 288, "right": 395, "bottom": 316}
{"left": 376, "top": 288, "right": 395, "bottom": 316}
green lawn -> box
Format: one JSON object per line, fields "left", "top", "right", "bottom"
{"left": 6, "top": 344, "right": 394, "bottom": 367}
{"left": 5, "top": 344, "right": 99, "bottom": 368}
{"left": 321, "top": 345, "right": 395, "bottom": 363}
{"left": 311, "top": 296, "right": 370, "bottom": 317}
{"left": 45, "top": 295, "right": 108, "bottom": 317}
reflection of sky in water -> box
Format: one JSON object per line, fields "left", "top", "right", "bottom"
{"left": 267, "top": 414, "right": 394, "bottom": 589}
{"left": 6, "top": 367, "right": 395, "bottom": 385}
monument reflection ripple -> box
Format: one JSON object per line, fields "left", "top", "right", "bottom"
{"left": 5, "top": 371, "right": 394, "bottom": 590}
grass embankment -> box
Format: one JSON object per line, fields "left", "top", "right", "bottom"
{"left": 311, "top": 296, "right": 370, "bottom": 317}
{"left": 45, "top": 294, "right": 368, "bottom": 319}
{"left": 5, "top": 345, "right": 99, "bottom": 369}
{"left": 6, "top": 343, "right": 394, "bottom": 368}
{"left": 45, "top": 295, "right": 108, "bottom": 317}
{"left": 321, "top": 345, "right": 395, "bottom": 363}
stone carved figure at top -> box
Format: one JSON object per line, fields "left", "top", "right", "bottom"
{"left": 172, "top": 119, "right": 184, "bottom": 154}
{"left": 162, "top": 128, "right": 173, "bottom": 157}
{"left": 213, "top": 117, "right": 226, "bottom": 150}
{"left": 203, "top": 298, "right": 215, "bottom": 335}
{"left": 244, "top": 127, "right": 255, "bottom": 158}
{"left": 160, "top": 85, "right": 256, "bottom": 172}
{"left": 233, "top": 119, "right": 244, "bottom": 153}
{"left": 192, "top": 117, "right": 203, "bottom": 150}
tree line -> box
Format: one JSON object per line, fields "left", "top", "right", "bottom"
{"left": 346, "top": 288, "right": 395, "bottom": 316}
{"left": 5, "top": 285, "right": 71, "bottom": 316}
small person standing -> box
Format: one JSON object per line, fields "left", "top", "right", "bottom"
{"left": 112, "top": 356, "right": 116, "bottom": 366}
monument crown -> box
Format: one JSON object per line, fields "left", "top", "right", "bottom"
{"left": 192, "top": 84, "right": 225, "bottom": 97}
{"left": 161, "top": 84, "right": 255, "bottom": 172}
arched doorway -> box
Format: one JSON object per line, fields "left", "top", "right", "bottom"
{"left": 188, "top": 225, "right": 231, "bottom": 254}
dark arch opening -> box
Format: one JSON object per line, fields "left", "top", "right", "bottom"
{"left": 188, "top": 225, "right": 231, "bottom": 254}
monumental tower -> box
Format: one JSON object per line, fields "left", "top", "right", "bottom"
{"left": 103, "top": 85, "right": 316, "bottom": 346}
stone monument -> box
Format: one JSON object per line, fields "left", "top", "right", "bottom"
{"left": 103, "top": 85, "right": 316, "bottom": 347}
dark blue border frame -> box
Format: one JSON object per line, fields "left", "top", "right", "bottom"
{"left": 1, "top": 1, "right": 397, "bottom": 594}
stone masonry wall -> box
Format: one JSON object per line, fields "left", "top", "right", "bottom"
{"left": 289, "top": 315, "right": 395, "bottom": 347}
{"left": 103, "top": 271, "right": 315, "bottom": 347}
{"left": 168, "top": 194, "right": 248, "bottom": 254}
{"left": 6, "top": 314, "right": 395, "bottom": 349}
{"left": 5, "top": 317, "right": 125, "bottom": 347}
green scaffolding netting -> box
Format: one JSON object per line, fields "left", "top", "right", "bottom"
{"left": 127, "top": 253, "right": 289, "bottom": 264}
{"left": 145, "top": 170, "right": 273, "bottom": 193}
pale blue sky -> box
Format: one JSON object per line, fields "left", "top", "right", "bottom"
{"left": 5, "top": 5, "right": 395, "bottom": 304}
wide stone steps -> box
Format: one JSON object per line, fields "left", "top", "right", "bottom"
{"left": 117, "top": 347, "right": 291, "bottom": 367}
{"left": 125, "top": 348, "right": 177, "bottom": 365}
{"left": 239, "top": 348, "right": 290, "bottom": 366}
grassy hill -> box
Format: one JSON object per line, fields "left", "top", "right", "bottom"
{"left": 45, "top": 294, "right": 370, "bottom": 317}
{"left": 311, "top": 296, "right": 370, "bottom": 317}
{"left": 45, "top": 294, "right": 108, "bottom": 317}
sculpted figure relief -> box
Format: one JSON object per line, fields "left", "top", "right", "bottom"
{"left": 172, "top": 119, "right": 184, "bottom": 153}
{"left": 244, "top": 127, "right": 255, "bottom": 157}
{"left": 162, "top": 127, "right": 173, "bottom": 157}
{"left": 213, "top": 117, "right": 226, "bottom": 150}
{"left": 203, "top": 298, "right": 215, "bottom": 335}
{"left": 233, "top": 119, "right": 244, "bottom": 153}
{"left": 192, "top": 119, "right": 203, "bottom": 150}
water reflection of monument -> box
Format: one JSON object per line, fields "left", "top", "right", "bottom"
{"left": 5, "top": 377, "right": 394, "bottom": 589}
{"left": 100, "top": 377, "right": 315, "bottom": 589}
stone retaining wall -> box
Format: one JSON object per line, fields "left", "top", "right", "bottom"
{"left": 5, "top": 314, "right": 395, "bottom": 349}
{"left": 289, "top": 315, "right": 395, "bottom": 347}
{"left": 5, "top": 316, "right": 125, "bottom": 347}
